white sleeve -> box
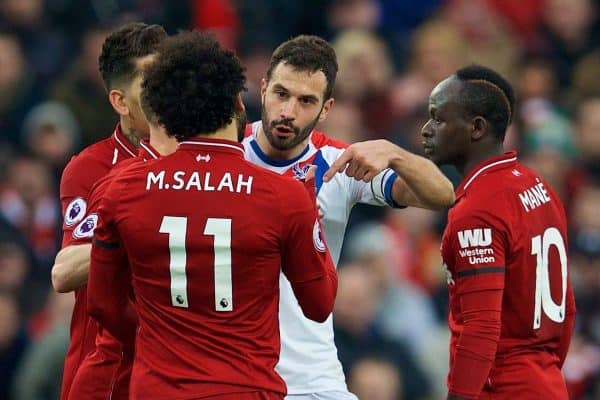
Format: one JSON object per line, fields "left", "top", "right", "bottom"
{"left": 348, "top": 168, "right": 403, "bottom": 207}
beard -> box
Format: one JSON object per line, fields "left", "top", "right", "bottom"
{"left": 260, "top": 102, "right": 322, "bottom": 151}
{"left": 234, "top": 110, "right": 248, "bottom": 142}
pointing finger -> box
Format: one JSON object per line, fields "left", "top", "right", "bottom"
{"left": 323, "top": 148, "right": 353, "bottom": 182}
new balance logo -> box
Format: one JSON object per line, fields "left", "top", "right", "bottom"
{"left": 196, "top": 154, "right": 211, "bottom": 162}
{"left": 457, "top": 228, "right": 492, "bottom": 248}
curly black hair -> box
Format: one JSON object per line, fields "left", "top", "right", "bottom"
{"left": 98, "top": 22, "right": 167, "bottom": 91}
{"left": 141, "top": 31, "right": 247, "bottom": 141}
{"left": 455, "top": 65, "right": 516, "bottom": 141}
{"left": 266, "top": 35, "right": 338, "bottom": 99}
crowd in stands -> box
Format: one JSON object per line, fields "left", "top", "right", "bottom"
{"left": 1, "top": 1, "right": 599, "bottom": 399}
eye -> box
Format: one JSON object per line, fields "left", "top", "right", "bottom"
{"left": 275, "top": 90, "right": 287, "bottom": 99}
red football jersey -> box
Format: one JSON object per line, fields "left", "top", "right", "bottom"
{"left": 441, "top": 151, "right": 575, "bottom": 399}
{"left": 67, "top": 140, "right": 159, "bottom": 400}
{"left": 88, "top": 137, "right": 337, "bottom": 399}
{"left": 58, "top": 124, "right": 137, "bottom": 400}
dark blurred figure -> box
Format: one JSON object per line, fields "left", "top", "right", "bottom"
{"left": 333, "top": 264, "right": 432, "bottom": 400}
{"left": 49, "top": 25, "right": 119, "bottom": 146}
{"left": 0, "top": 156, "right": 61, "bottom": 268}
{"left": 563, "top": 182, "right": 600, "bottom": 399}
{"left": 0, "top": 0, "right": 70, "bottom": 80}
{"left": 0, "top": 291, "right": 30, "bottom": 400}
{"left": 561, "top": 97, "right": 600, "bottom": 214}
{"left": 11, "top": 290, "right": 73, "bottom": 400}
{"left": 45, "top": 0, "right": 190, "bottom": 36}
{"left": 21, "top": 101, "right": 82, "bottom": 180}
{"left": 235, "top": 0, "right": 329, "bottom": 49}
{"left": 534, "top": 0, "right": 600, "bottom": 90}
{"left": 0, "top": 29, "right": 43, "bottom": 148}
{"left": 348, "top": 356, "right": 404, "bottom": 400}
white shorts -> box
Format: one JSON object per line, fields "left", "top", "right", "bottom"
{"left": 285, "top": 391, "right": 359, "bottom": 400}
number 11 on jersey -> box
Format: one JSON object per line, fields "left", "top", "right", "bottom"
{"left": 160, "top": 216, "right": 233, "bottom": 311}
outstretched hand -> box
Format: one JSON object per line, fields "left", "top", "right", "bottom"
{"left": 323, "top": 139, "right": 400, "bottom": 183}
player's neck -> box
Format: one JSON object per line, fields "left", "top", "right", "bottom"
{"left": 119, "top": 118, "right": 142, "bottom": 149}
{"left": 192, "top": 120, "right": 239, "bottom": 143}
{"left": 149, "top": 126, "right": 177, "bottom": 156}
{"left": 461, "top": 144, "right": 505, "bottom": 177}
{"left": 256, "top": 125, "right": 309, "bottom": 161}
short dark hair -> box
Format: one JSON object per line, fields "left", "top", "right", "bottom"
{"left": 141, "top": 31, "right": 246, "bottom": 141}
{"left": 266, "top": 35, "right": 338, "bottom": 100}
{"left": 455, "top": 65, "right": 516, "bottom": 141}
{"left": 98, "top": 22, "right": 167, "bottom": 91}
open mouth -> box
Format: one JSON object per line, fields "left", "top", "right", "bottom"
{"left": 273, "top": 125, "right": 294, "bottom": 138}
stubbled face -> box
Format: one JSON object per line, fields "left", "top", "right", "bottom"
{"left": 261, "top": 62, "right": 331, "bottom": 152}
{"left": 421, "top": 76, "right": 471, "bottom": 167}
{"left": 123, "top": 54, "right": 156, "bottom": 139}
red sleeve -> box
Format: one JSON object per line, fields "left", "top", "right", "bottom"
{"left": 278, "top": 178, "right": 337, "bottom": 323}
{"left": 444, "top": 210, "right": 508, "bottom": 398}
{"left": 60, "top": 156, "right": 94, "bottom": 247}
{"left": 444, "top": 211, "right": 508, "bottom": 294}
{"left": 87, "top": 179, "right": 136, "bottom": 347}
{"left": 69, "top": 176, "right": 113, "bottom": 245}
{"left": 448, "top": 289, "right": 503, "bottom": 399}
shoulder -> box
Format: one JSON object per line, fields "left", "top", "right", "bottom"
{"left": 310, "top": 129, "right": 348, "bottom": 150}
{"left": 60, "top": 138, "right": 114, "bottom": 189}
{"left": 309, "top": 130, "right": 350, "bottom": 168}
{"left": 110, "top": 158, "right": 151, "bottom": 184}
{"left": 451, "top": 175, "right": 520, "bottom": 233}
{"left": 90, "top": 158, "right": 143, "bottom": 202}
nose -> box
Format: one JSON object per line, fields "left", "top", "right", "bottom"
{"left": 421, "top": 120, "right": 433, "bottom": 138}
{"left": 279, "top": 98, "right": 297, "bottom": 121}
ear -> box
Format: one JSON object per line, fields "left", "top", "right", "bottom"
{"left": 108, "top": 89, "right": 129, "bottom": 117}
{"left": 260, "top": 78, "right": 267, "bottom": 103}
{"left": 234, "top": 93, "right": 245, "bottom": 112}
{"left": 318, "top": 97, "right": 335, "bottom": 122}
{"left": 471, "top": 116, "right": 487, "bottom": 141}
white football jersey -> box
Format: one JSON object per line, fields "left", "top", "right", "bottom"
{"left": 243, "top": 122, "right": 400, "bottom": 394}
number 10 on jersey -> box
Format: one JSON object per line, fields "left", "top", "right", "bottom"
{"left": 531, "top": 227, "right": 567, "bottom": 329}
{"left": 160, "top": 216, "right": 233, "bottom": 311}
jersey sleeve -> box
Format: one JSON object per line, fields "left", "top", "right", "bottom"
{"left": 87, "top": 177, "right": 136, "bottom": 347}
{"left": 59, "top": 156, "right": 94, "bottom": 247}
{"left": 69, "top": 176, "right": 114, "bottom": 245}
{"left": 348, "top": 168, "right": 403, "bottom": 208}
{"left": 445, "top": 205, "right": 508, "bottom": 398}
{"left": 445, "top": 209, "right": 509, "bottom": 294}
{"left": 278, "top": 177, "right": 337, "bottom": 322}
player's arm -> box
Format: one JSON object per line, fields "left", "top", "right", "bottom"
{"left": 279, "top": 179, "right": 337, "bottom": 323}
{"left": 51, "top": 244, "right": 91, "bottom": 292}
{"left": 87, "top": 186, "right": 137, "bottom": 347}
{"left": 323, "top": 139, "right": 454, "bottom": 210}
{"left": 52, "top": 180, "right": 109, "bottom": 293}
{"left": 447, "top": 289, "right": 503, "bottom": 399}
{"left": 59, "top": 154, "right": 94, "bottom": 245}
{"left": 446, "top": 213, "right": 508, "bottom": 399}
{"left": 54, "top": 154, "right": 96, "bottom": 292}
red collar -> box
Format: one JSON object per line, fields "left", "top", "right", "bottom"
{"left": 110, "top": 124, "right": 138, "bottom": 159}
{"left": 138, "top": 140, "right": 160, "bottom": 160}
{"left": 177, "top": 137, "right": 244, "bottom": 158}
{"left": 456, "top": 151, "right": 518, "bottom": 199}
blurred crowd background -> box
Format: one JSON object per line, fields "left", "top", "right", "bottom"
{"left": 1, "top": 0, "right": 600, "bottom": 399}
